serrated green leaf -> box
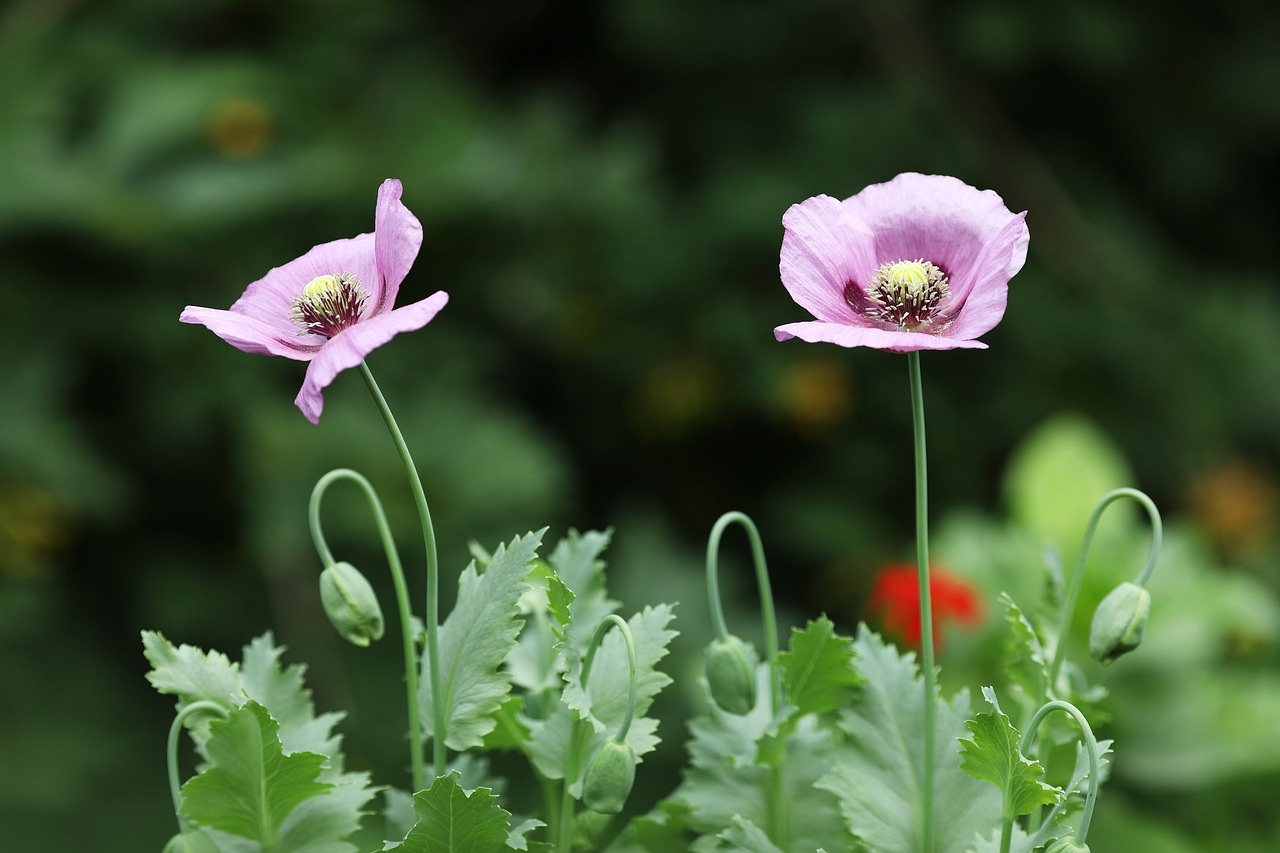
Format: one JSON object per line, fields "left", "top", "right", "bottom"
{"left": 716, "top": 816, "right": 785, "bottom": 853}
{"left": 396, "top": 772, "right": 511, "bottom": 853}
{"left": 181, "top": 701, "right": 332, "bottom": 843}
{"left": 480, "top": 695, "right": 531, "bottom": 750}
{"left": 143, "top": 630, "right": 242, "bottom": 709}
{"left": 958, "top": 699, "right": 1061, "bottom": 820}
{"left": 1000, "top": 594, "right": 1049, "bottom": 712}
{"left": 816, "top": 626, "right": 1001, "bottom": 853}
{"left": 550, "top": 529, "right": 620, "bottom": 646}
{"left": 240, "top": 633, "right": 347, "bottom": 770}
{"left": 421, "top": 530, "right": 545, "bottom": 751}
{"left": 777, "top": 615, "right": 862, "bottom": 716}
{"left": 546, "top": 572, "right": 575, "bottom": 632}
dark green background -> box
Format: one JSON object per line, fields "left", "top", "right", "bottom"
{"left": 2, "top": 0, "right": 1278, "bottom": 849}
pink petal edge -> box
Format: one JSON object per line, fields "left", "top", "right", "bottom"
{"left": 294, "top": 292, "right": 449, "bottom": 423}
{"left": 371, "top": 179, "right": 424, "bottom": 316}
{"left": 774, "top": 320, "right": 988, "bottom": 352}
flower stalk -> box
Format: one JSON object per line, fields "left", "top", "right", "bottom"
{"left": 359, "top": 360, "right": 447, "bottom": 783}
{"left": 907, "top": 351, "right": 937, "bottom": 853}
{"left": 1019, "top": 700, "right": 1101, "bottom": 849}
{"left": 307, "top": 467, "right": 424, "bottom": 791}
{"left": 705, "top": 511, "right": 787, "bottom": 843}
{"left": 558, "top": 614, "right": 639, "bottom": 852}
{"left": 1048, "top": 487, "right": 1162, "bottom": 689}
{"left": 166, "top": 701, "right": 228, "bottom": 830}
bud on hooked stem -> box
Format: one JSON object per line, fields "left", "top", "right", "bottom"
{"left": 705, "top": 511, "right": 780, "bottom": 715}
{"left": 1089, "top": 581, "right": 1150, "bottom": 664}
{"left": 1048, "top": 488, "right": 1162, "bottom": 687}
{"left": 319, "top": 561, "right": 385, "bottom": 646}
{"left": 308, "top": 467, "right": 426, "bottom": 792}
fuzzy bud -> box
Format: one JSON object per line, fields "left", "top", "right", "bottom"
{"left": 319, "top": 561, "right": 385, "bottom": 647}
{"left": 704, "top": 635, "right": 757, "bottom": 715}
{"left": 1089, "top": 581, "right": 1150, "bottom": 664}
{"left": 581, "top": 739, "right": 637, "bottom": 814}
{"left": 1044, "top": 835, "right": 1091, "bottom": 853}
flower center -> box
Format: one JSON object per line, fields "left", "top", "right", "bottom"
{"left": 847, "top": 259, "right": 951, "bottom": 330}
{"left": 291, "top": 273, "right": 369, "bottom": 338}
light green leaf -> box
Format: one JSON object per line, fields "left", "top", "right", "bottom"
{"left": 777, "top": 615, "right": 862, "bottom": 716}
{"left": 999, "top": 594, "right": 1049, "bottom": 712}
{"left": 240, "top": 633, "right": 347, "bottom": 771}
{"left": 180, "top": 701, "right": 332, "bottom": 842}
{"left": 716, "top": 816, "right": 785, "bottom": 853}
{"left": 142, "top": 630, "right": 241, "bottom": 710}
{"left": 817, "top": 626, "right": 1001, "bottom": 853}
{"left": 421, "top": 530, "right": 545, "bottom": 751}
{"left": 396, "top": 772, "right": 511, "bottom": 853}
{"left": 958, "top": 693, "right": 1061, "bottom": 820}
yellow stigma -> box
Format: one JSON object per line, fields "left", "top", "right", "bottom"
{"left": 883, "top": 261, "right": 930, "bottom": 291}
{"left": 302, "top": 275, "right": 340, "bottom": 301}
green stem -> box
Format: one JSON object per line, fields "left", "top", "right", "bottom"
{"left": 1019, "top": 700, "right": 1101, "bottom": 843}
{"left": 705, "top": 511, "right": 782, "bottom": 712}
{"left": 998, "top": 819, "right": 1013, "bottom": 853}
{"left": 581, "top": 614, "right": 639, "bottom": 740}
{"left": 1047, "top": 488, "right": 1162, "bottom": 691}
{"left": 308, "top": 467, "right": 425, "bottom": 792}
{"left": 705, "top": 511, "right": 786, "bottom": 843}
{"left": 359, "top": 360, "right": 446, "bottom": 783}
{"left": 167, "top": 700, "right": 228, "bottom": 830}
{"left": 907, "top": 351, "right": 936, "bottom": 853}
{"left": 554, "top": 615, "right": 640, "bottom": 853}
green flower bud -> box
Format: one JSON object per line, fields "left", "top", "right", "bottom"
{"left": 1089, "top": 581, "right": 1150, "bottom": 664}
{"left": 319, "top": 561, "right": 385, "bottom": 647}
{"left": 162, "top": 830, "right": 221, "bottom": 853}
{"left": 704, "top": 635, "right": 757, "bottom": 715}
{"left": 581, "top": 739, "right": 637, "bottom": 814}
{"left": 1044, "top": 835, "right": 1091, "bottom": 853}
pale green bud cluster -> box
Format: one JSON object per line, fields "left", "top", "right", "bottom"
{"left": 704, "top": 634, "right": 757, "bottom": 715}
{"left": 319, "top": 561, "right": 385, "bottom": 647}
{"left": 581, "top": 739, "right": 637, "bottom": 814}
{"left": 1089, "top": 581, "right": 1150, "bottom": 664}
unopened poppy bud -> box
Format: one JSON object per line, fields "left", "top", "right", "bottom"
{"left": 704, "top": 635, "right": 757, "bottom": 715}
{"left": 162, "top": 830, "right": 221, "bottom": 853}
{"left": 1044, "top": 835, "right": 1090, "bottom": 853}
{"left": 1089, "top": 581, "right": 1150, "bottom": 664}
{"left": 319, "top": 561, "right": 385, "bottom": 647}
{"left": 581, "top": 739, "right": 637, "bottom": 814}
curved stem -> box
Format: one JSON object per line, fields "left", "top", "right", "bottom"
{"left": 1047, "top": 487, "right": 1163, "bottom": 690}
{"left": 308, "top": 467, "right": 425, "bottom": 792}
{"left": 705, "top": 511, "right": 781, "bottom": 714}
{"left": 907, "top": 351, "right": 936, "bottom": 853}
{"left": 359, "top": 360, "right": 446, "bottom": 783}
{"left": 706, "top": 511, "right": 789, "bottom": 847}
{"left": 167, "top": 700, "right": 229, "bottom": 828}
{"left": 1019, "top": 700, "right": 1101, "bottom": 843}
{"left": 555, "top": 615, "right": 639, "bottom": 853}
{"left": 581, "top": 614, "right": 639, "bottom": 740}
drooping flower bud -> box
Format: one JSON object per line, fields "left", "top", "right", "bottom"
{"left": 162, "top": 830, "right": 221, "bottom": 853}
{"left": 1089, "top": 581, "right": 1150, "bottom": 664}
{"left": 704, "top": 635, "right": 757, "bottom": 715}
{"left": 319, "top": 561, "right": 385, "bottom": 647}
{"left": 581, "top": 739, "right": 637, "bottom": 814}
{"left": 1044, "top": 835, "right": 1091, "bottom": 853}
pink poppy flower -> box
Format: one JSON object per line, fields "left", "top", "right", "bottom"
{"left": 181, "top": 179, "right": 448, "bottom": 423}
{"left": 774, "top": 173, "right": 1028, "bottom": 352}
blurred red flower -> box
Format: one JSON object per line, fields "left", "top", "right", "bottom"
{"left": 866, "top": 563, "right": 983, "bottom": 650}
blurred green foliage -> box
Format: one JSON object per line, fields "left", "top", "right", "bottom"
{"left": 1, "top": 0, "right": 1277, "bottom": 849}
